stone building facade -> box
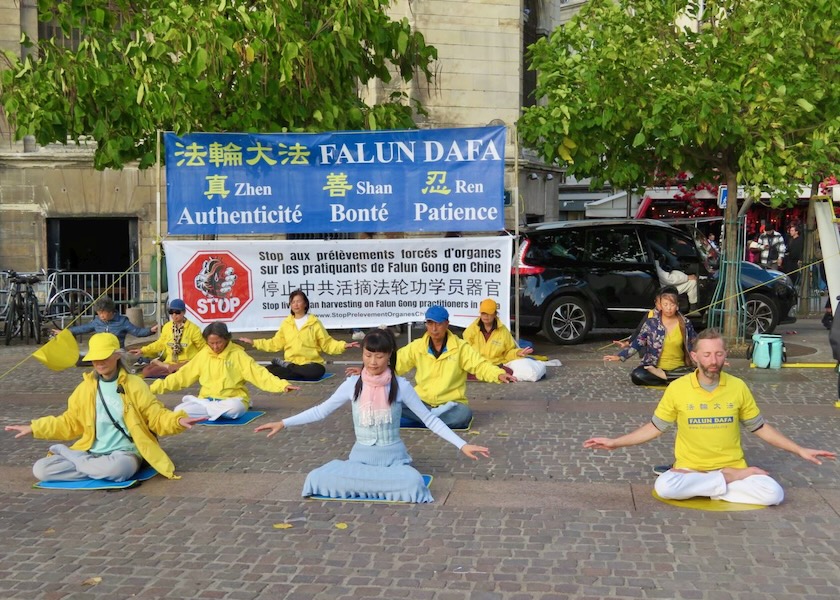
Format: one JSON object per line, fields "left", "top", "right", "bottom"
{"left": 0, "top": 0, "right": 583, "bottom": 275}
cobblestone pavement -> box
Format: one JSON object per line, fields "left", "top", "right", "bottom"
{"left": 0, "top": 320, "right": 838, "bottom": 599}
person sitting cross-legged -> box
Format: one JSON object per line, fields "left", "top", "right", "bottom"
{"left": 396, "top": 305, "right": 517, "bottom": 429}
{"left": 238, "top": 289, "right": 358, "bottom": 381}
{"left": 585, "top": 329, "right": 835, "bottom": 506}
{"left": 604, "top": 289, "right": 696, "bottom": 386}
{"left": 5, "top": 333, "right": 204, "bottom": 482}
{"left": 462, "top": 298, "right": 532, "bottom": 374}
{"left": 128, "top": 298, "right": 205, "bottom": 378}
{"left": 150, "top": 322, "right": 299, "bottom": 421}
{"left": 255, "top": 328, "right": 490, "bottom": 502}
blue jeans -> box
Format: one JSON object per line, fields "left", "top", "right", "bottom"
{"left": 401, "top": 401, "right": 473, "bottom": 430}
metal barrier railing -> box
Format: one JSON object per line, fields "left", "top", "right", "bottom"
{"left": 49, "top": 271, "right": 159, "bottom": 319}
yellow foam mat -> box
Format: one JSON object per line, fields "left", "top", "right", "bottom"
{"left": 652, "top": 489, "right": 767, "bottom": 511}
{"left": 750, "top": 363, "right": 836, "bottom": 368}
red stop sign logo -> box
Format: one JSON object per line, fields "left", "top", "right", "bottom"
{"left": 178, "top": 251, "right": 253, "bottom": 323}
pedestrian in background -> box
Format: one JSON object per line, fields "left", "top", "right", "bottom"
{"left": 757, "top": 224, "right": 786, "bottom": 270}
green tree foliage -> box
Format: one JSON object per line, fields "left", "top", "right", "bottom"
{"left": 0, "top": 0, "right": 437, "bottom": 169}
{"left": 519, "top": 0, "right": 839, "bottom": 341}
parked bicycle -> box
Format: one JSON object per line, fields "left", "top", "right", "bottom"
{"left": 1, "top": 270, "right": 42, "bottom": 345}
{"left": 39, "top": 269, "right": 95, "bottom": 333}
{"left": 0, "top": 269, "right": 95, "bottom": 345}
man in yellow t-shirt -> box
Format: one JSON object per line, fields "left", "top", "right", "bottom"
{"left": 585, "top": 329, "right": 835, "bottom": 506}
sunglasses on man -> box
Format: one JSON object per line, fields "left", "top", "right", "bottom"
{"left": 169, "top": 309, "right": 183, "bottom": 315}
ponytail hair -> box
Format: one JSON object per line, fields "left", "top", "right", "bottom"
{"left": 353, "top": 328, "right": 399, "bottom": 405}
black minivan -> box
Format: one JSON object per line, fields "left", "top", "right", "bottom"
{"left": 512, "top": 219, "right": 797, "bottom": 344}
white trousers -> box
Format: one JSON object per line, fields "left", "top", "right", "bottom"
{"left": 655, "top": 469, "right": 784, "bottom": 506}
{"left": 175, "top": 395, "right": 247, "bottom": 421}
{"left": 33, "top": 444, "right": 142, "bottom": 482}
{"left": 656, "top": 265, "right": 699, "bottom": 303}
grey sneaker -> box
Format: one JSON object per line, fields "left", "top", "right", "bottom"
{"left": 271, "top": 358, "right": 290, "bottom": 368}
{"left": 652, "top": 464, "right": 672, "bottom": 475}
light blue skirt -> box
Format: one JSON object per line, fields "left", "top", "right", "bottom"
{"left": 302, "top": 440, "right": 433, "bottom": 503}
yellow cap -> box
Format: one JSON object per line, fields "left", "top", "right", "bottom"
{"left": 479, "top": 298, "right": 498, "bottom": 315}
{"left": 82, "top": 333, "right": 121, "bottom": 361}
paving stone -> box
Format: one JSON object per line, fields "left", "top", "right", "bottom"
{"left": 0, "top": 323, "right": 838, "bottom": 599}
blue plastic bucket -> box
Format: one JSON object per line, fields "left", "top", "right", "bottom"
{"left": 752, "top": 333, "right": 784, "bottom": 369}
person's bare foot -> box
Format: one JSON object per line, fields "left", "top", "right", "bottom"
{"left": 721, "top": 466, "right": 767, "bottom": 483}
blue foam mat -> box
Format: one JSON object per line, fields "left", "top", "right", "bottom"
{"left": 202, "top": 410, "right": 265, "bottom": 426}
{"left": 308, "top": 474, "right": 433, "bottom": 502}
{"left": 35, "top": 465, "right": 159, "bottom": 490}
{"left": 291, "top": 372, "right": 335, "bottom": 382}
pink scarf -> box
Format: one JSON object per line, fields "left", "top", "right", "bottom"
{"left": 358, "top": 368, "right": 392, "bottom": 427}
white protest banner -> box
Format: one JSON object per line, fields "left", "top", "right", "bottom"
{"left": 163, "top": 237, "right": 512, "bottom": 331}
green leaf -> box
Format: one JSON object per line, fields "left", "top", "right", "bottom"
{"left": 194, "top": 47, "right": 209, "bottom": 75}
{"left": 632, "top": 132, "right": 645, "bottom": 147}
{"left": 795, "top": 98, "right": 815, "bottom": 112}
{"left": 397, "top": 31, "right": 409, "bottom": 55}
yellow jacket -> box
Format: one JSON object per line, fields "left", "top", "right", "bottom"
{"left": 138, "top": 319, "right": 205, "bottom": 363}
{"left": 150, "top": 342, "right": 290, "bottom": 407}
{"left": 462, "top": 317, "right": 520, "bottom": 364}
{"left": 396, "top": 331, "right": 504, "bottom": 407}
{"left": 30, "top": 370, "right": 187, "bottom": 479}
{"left": 253, "top": 313, "right": 346, "bottom": 365}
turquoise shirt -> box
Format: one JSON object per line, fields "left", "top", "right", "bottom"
{"left": 89, "top": 379, "right": 139, "bottom": 456}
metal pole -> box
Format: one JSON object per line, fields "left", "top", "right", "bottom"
{"left": 513, "top": 124, "right": 521, "bottom": 343}
{"left": 155, "top": 130, "right": 162, "bottom": 328}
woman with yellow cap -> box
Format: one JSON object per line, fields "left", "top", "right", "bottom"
{"left": 462, "top": 298, "right": 533, "bottom": 373}
{"left": 5, "top": 333, "right": 205, "bottom": 482}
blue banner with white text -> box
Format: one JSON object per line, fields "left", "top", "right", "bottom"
{"left": 164, "top": 127, "right": 506, "bottom": 235}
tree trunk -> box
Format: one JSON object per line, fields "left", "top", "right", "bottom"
{"left": 721, "top": 170, "right": 742, "bottom": 345}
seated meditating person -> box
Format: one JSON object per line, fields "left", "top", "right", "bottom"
{"left": 603, "top": 289, "right": 696, "bottom": 386}
{"left": 150, "top": 322, "right": 299, "bottom": 421}
{"left": 586, "top": 329, "right": 835, "bottom": 506}
{"left": 254, "top": 329, "right": 490, "bottom": 502}
{"left": 4, "top": 333, "right": 204, "bottom": 482}
{"left": 238, "top": 289, "right": 358, "bottom": 381}
{"left": 396, "top": 305, "right": 517, "bottom": 429}
{"left": 612, "top": 286, "right": 677, "bottom": 350}
{"left": 462, "top": 298, "right": 533, "bottom": 374}
{"left": 128, "top": 298, "right": 205, "bottom": 378}
{"left": 54, "top": 295, "right": 158, "bottom": 349}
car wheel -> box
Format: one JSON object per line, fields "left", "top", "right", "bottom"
{"left": 744, "top": 293, "right": 779, "bottom": 334}
{"left": 542, "top": 296, "right": 593, "bottom": 345}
